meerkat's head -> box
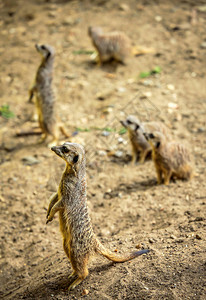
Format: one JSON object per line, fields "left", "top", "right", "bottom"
{"left": 120, "top": 115, "right": 142, "bottom": 132}
{"left": 88, "top": 26, "right": 103, "bottom": 37}
{"left": 51, "top": 142, "right": 85, "bottom": 171}
{"left": 35, "top": 44, "right": 55, "bottom": 60}
{"left": 144, "top": 131, "right": 165, "bottom": 149}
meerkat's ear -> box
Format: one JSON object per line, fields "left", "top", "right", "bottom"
{"left": 73, "top": 155, "right": 79, "bottom": 163}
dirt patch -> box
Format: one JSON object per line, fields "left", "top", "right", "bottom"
{"left": 0, "top": 0, "right": 206, "bottom": 299}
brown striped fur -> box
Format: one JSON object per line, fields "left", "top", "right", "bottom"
{"left": 88, "top": 26, "right": 131, "bottom": 64}
{"left": 46, "top": 142, "right": 149, "bottom": 290}
{"left": 144, "top": 131, "right": 194, "bottom": 185}
{"left": 121, "top": 115, "right": 170, "bottom": 164}
{"left": 28, "top": 44, "right": 69, "bottom": 145}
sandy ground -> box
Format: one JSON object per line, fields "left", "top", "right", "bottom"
{"left": 0, "top": 0, "right": 206, "bottom": 299}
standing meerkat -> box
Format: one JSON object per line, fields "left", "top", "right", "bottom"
{"left": 46, "top": 142, "right": 149, "bottom": 290}
{"left": 144, "top": 131, "right": 194, "bottom": 185}
{"left": 120, "top": 115, "right": 170, "bottom": 164}
{"left": 88, "top": 27, "right": 154, "bottom": 65}
{"left": 28, "top": 44, "right": 69, "bottom": 145}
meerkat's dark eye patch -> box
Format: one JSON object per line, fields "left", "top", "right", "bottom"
{"left": 135, "top": 124, "right": 140, "bottom": 131}
{"left": 73, "top": 155, "right": 79, "bottom": 163}
{"left": 143, "top": 132, "right": 148, "bottom": 140}
{"left": 62, "top": 146, "right": 69, "bottom": 153}
{"left": 149, "top": 133, "right": 155, "bottom": 139}
{"left": 41, "top": 45, "right": 46, "bottom": 50}
{"left": 156, "top": 141, "right": 161, "bottom": 148}
{"left": 127, "top": 120, "right": 132, "bottom": 125}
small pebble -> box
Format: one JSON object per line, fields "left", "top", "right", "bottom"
{"left": 167, "top": 84, "right": 175, "bottom": 91}
{"left": 114, "top": 151, "right": 124, "bottom": 158}
{"left": 98, "top": 150, "right": 107, "bottom": 156}
{"left": 155, "top": 15, "right": 162, "bottom": 22}
{"left": 102, "top": 131, "right": 110, "bottom": 137}
{"left": 119, "top": 3, "right": 130, "bottom": 11}
{"left": 82, "top": 289, "right": 89, "bottom": 295}
{"left": 118, "top": 137, "right": 125, "bottom": 143}
{"left": 22, "top": 156, "right": 40, "bottom": 166}
{"left": 200, "top": 42, "right": 206, "bottom": 49}
{"left": 143, "top": 80, "right": 154, "bottom": 86}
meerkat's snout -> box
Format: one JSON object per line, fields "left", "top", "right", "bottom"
{"left": 51, "top": 145, "right": 63, "bottom": 157}
{"left": 35, "top": 44, "right": 42, "bottom": 52}
{"left": 120, "top": 120, "right": 127, "bottom": 127}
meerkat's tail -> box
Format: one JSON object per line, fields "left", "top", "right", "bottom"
{"left": 132, "top": 46, "right": 155, "bottom": 56}
{"left": 95, "top": 239, "right": 149, "bottom": 263}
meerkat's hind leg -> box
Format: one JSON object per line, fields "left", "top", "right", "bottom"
{"left": 68, "top": 256, "right": 89, "bottom": 290}
{"left": 131, "top": 153, "right": 138, "bottom": 165}
{"left": 58, "top": 123, "right": 71, "bottom": 139}
{"left": 38, "top": 133, "right": 47, "bottom": 144}
{"left": 163, "top": 169, "right": 172, "bottom": 185}
{"left": 131, "top": 146, "right": 138, "bottom": 165}
{"left": 96, "top": 54, "right": 102, "bottom": 66}
{"left": 155, "top": 165, "right": 163, "bottom": 184}
{"left": 68, "top": 269, "right": 89, "bottom": 291}
{"left": 68, "top": 271, "right": 77, "bottom": 279}
{"left": 139, "top": 149, "right": 149, "bottom": 164}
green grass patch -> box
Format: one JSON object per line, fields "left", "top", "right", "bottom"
{"left": 0, "top": 105, "right": 14, "bottom": 119}
{"left": 139, "top": 66, "right": 161, "bottom": 78}
{"left": 73, "top": 50, "right": 95, "bottom": 55}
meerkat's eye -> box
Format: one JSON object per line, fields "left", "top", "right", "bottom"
{"left": 62, "top": 146, "right": 69, "bottom": 153}
{"left": 127, "top": 120, "right": 132, "bottom": 125}
{"left": 149, "top": 133, "right": 155, "bottom": 139}
{"left": 41, "top": 45, "right": 46, "bottom": 50}
{"left": 73, "top": 155, "right": 79, "bottom": 163}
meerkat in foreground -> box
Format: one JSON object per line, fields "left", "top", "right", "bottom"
{"left": 28, "top": 44, "right": 69, "bottom": 145}
{"left": 120, "top": 115, "right": 170, "bottom": 164}
{"left": 144, "top": 131, "right": 194, "bottom": 185}
{"left": 88, "top": 26, "right": 154, "bottom": 65}
{"left": 46, "top": 142, "right": 149, "bottom": 290}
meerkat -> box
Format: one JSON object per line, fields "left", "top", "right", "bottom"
{"left": 28, "top": 44, "right": 69, "bottom": 145}
{"left": 46, "top": 142, "right": 149, "bottom": 290}
{"left": 120, "top": 115, "right": 170, "bottom": 164}
{"left": 88, "top": 26, "right": 154, "bottom": 65}
{"left": 144, "top": 131, "right": 194, "bottom": 185}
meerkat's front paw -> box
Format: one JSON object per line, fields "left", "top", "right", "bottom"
{"left": 46, "top": 212, "right": 54, "bottom": 224}
{"left": 46, "top": 209, "right": 51, "bottom": 219}
{"left": 46, "top": 215, "right": 53, "bottom": 224}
